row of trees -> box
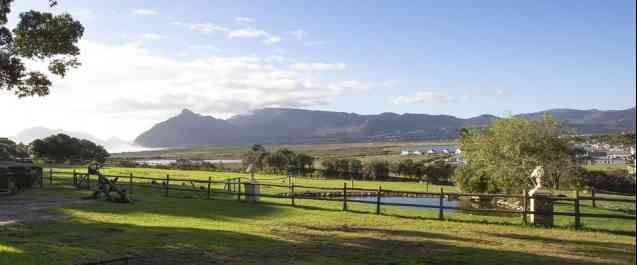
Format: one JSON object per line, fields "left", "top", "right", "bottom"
{"left": 320, "top": 158, "right": 455, "bottom": 182}
{"left": 242, "top": 145, "right": 314, "bottom": 175}
{"left": 31, "top": 134, "right": 109, "bottom": 163}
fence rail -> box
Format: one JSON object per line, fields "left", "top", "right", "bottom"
{"left": 45, "top": 169, "right": 636, "bottom": 229}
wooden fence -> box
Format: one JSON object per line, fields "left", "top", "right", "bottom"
{"left": 75, "top": 256, "right": 135, "bottom": 265}
{"left": 46, "top": 169, "right": 636, "bottom": 229}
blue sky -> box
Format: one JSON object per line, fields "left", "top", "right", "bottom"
{"left": 1, "top": 0, "right": 635, "bottom": 140}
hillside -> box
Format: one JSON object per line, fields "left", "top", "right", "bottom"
{"left": 134, "top": 107, "right": 636, "bottom": 148}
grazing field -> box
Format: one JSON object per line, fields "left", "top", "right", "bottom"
{"left": 1, "top": 182, "right": 636, "bottom": 265}
{"left": 111, "top": 140, "right": 456, "bottom": 160}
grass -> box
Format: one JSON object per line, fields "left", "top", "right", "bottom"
{"left": 3, "top": 167, "right": 634, "bottom": 264}
{"left": 1, "top": 183, "right": 635, "bottom": 265}
{"left": 46, "top": 166, "right": 636, "bottom": 232}
{"left": 584, "top": 163, "right": 629, "bottom": 172}
{"left": 49, "top": 166, "right": 459, "bottom": 194}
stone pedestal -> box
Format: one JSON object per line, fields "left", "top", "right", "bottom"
{"left": 244, "top": 182, "right": 260, "bottom": 203}
{"left": 528, "top": 189, "right": 553, "bottom": 227}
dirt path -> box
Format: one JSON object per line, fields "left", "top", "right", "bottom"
{"left": 0, "top": 192, "right": 92, "bottom": 226}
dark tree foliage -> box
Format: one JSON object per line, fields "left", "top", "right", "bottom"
{"left": 30, "top": 134, "right": 109, "bottom": 163}
{"left": 0, "top": 137, "right": 17, "bottom": 160}
{"left": 1, "top": 0, "right": 83, "bottom": 97}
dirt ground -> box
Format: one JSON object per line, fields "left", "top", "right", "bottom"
{"left": 0, "top": 191, "right": 92, "bottom": 226}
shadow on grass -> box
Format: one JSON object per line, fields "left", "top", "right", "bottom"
{"left": 1, "top": 217, "right": 629, "bottom": 265}
{"left": 484, "top": 232, "right": 636, "bottom": 261}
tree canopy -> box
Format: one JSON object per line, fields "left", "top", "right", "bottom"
{"left": 1, "top": 0, "right": 83, "bottom": 97}
{"left": 454, "top": 115, "right": 579, "bottom": 193}
{"left": 30, "top": 134, "right": 109, "bottom": 163}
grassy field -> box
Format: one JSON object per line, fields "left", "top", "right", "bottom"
{"left": 111, "top": 140, "right": 456, "bottom": 160}
{"left": 53, "top": 167, "right": 636, "bottom": 230}
{"left": 584, "top": 163, "right": 630, "bottom": 172}
{"left": 1, "top": 179, "right": 635, "bottom": 265}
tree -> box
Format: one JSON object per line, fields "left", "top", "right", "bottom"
{"left": 242, "top": 144, "right": 268, "bottom": 170}
{"left": 293, "top": 153, "right": 314, "bottom": 175}
{"left": 334, "top": 158, "right": 350, "bottom": 177}
{"left": 363, "top": 160, "right": 390, "bottom": 180}
{"left": 454, "top": 115, "right": 578, "bottom": 193}
{"left": 348, "top": 159, "right": 363, "bottom": 179}
{"left": 265, "top": 150, "right": 288, "bottom": 174}
{"left": 1, "top": 0, "right": 83, "bottom": 97}
{"left": 0, "top": 137, "right": 17, "bottom": 160}
{"left": 30, "top": 134, "right": 108, "bottom": 163}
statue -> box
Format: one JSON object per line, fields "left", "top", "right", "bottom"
{"left": 527, "top": 165, "right": 553, "bottom": 226}
{"left": 246, "top": 163, "right": 256, "bottom": 183}
{"left": 529, "top": 166, "right": 545, "bottom": 193}
{"left": 244, "top": 163, "right": 260, "bottom": 202}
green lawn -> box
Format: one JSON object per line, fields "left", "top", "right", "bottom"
{"left": 2, "top": 167, "right": 634, "bottom": 265}
{"left": 584, "top": 163, "right": 629, "bottom": 172}
{"left": 49, "top": 166, "right": 459, "bottom": 193}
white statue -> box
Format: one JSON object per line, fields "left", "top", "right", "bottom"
{"left": 246, "top": 163, "right": 256, "bottom": 182}
{"left": 529, "top": 166, "right": 546, "bottom": 195}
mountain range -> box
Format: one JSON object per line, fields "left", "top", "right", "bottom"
{"left": 11, "top": 127, "right": 140, "bottom": 153}
{"left": 134, "top": 107, "right": 636, "bottom": 148}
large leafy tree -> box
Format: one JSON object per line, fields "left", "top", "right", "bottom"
{"left": 30, "top": 134, "right": 109, "bottom": 163}
{"left": 1, "top": 0, "right": 83, "bottom": 97}
{"left": 454, "top": 115, "right": 579, "bottom": 193}
{"left": 0, "top": 137, "right": 17, "bottom": 160}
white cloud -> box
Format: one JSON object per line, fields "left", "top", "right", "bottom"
{"left": 290, "top": 62, "right": 346, "bottom": 72}
{"left": 228, "top": 28, "right": 269, "bottom": 38}
{"left": 141, "top": 33, "right": 166, "bottom": 41}
{"left": 226, "top": 28, "right": 281, "bottom": 44}
{"left": 288, "top": 29, "right": 306, "bottom": 40}
{"left": 392, "top": 90, "right": 455, "bottom": 104}
{"left": 0, "top": 41, "right": 372, "bottom": 140}
{"left": 262, "top": 36, "right": 282, "bottom": 45}
{"left": 235, "top": 17, "right": 254, "bottom": 23}
{"left": 133, "top": 9, "right": 159, "bottom": 16}
{"left": 175, "top": 22, "right": 281, "bottom": 45}
{"left": 188, "top": 23, "right": 229, "bottom": 33}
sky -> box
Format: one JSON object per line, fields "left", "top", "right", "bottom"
{"left": 1, "top": 0, "right": 635, "bottom": 141}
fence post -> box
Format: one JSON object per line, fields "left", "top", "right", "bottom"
{"left": 49, "top": 168, "right": 53, "bottom": 184}
{"left": 165, "top": 174, "right": 169, "bottom": 197}
{"left": 39, "top": 170, "right": 43, "bottom": 188}
{"left": 73, "top": 169, "right": 77, "bottom": 186}
{"left": 237, "top": 179, "right": 242, "bottom": 201}
{"left": 522, "top": 189, "right": 528, "bottom": 225}
{"left": 291, "top": 184, "right": 295, "bottom": 206}
{"left": 574, "top": 190, "right": 581, "bottom": 229}
{"left": 591, "top": 188, "right": 596, "bottom": 208}
{"left": 343, "top": 183, "right": 348, "bottom": 211}
{"left": 207, "top": 177, "right": 212, "bottom": 199}
{"left": 376, "top": 186, "right": 382, "bottom": 215}
{"left": 87, "top": 174, "right": 90, "bottom": 190}
{"left": 438, "top": 188, "right": 444, "bottom": 220}
{"left": 129, "top": 173, "right": 133, "bottom": 194}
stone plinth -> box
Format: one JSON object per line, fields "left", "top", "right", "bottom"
{"left": 528, "top": 188, "right": 553, "bottom": 227}
{"left": 244, "top": 182, "right": 260, "bottom": 203}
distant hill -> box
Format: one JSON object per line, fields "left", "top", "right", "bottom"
{"left": 518, "top": 107, "right": 636, "bottom": 134}
{"left": 134, "top": 107, "right": 636, "bottom": 148}
{"left": 12, "top": 127, "right": 136, "bottom": 153}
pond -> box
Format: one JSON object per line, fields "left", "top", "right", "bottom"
{"left": 348, "top": 196, "right": 518, "bottom": 216}
{"left": 349, "top": 196, "right": 460, "bottom": 212}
